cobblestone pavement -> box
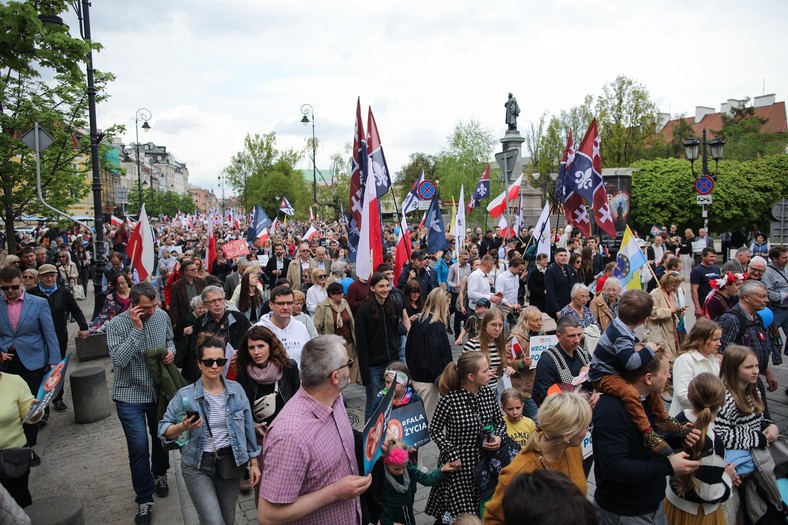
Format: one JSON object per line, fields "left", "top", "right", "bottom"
{"left": 27, "top": 284, "right": 788, "bottom": 525}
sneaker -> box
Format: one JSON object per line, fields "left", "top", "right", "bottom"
{"left": 153, "top": 475, "right": 169, "bottom": 497}
{"left": 53, "top": 400, "right": 68, "bottom": 412}
{"left": 643, "top": 431, "right": 673, "bottom": 458}
{"left": 135, "top": 503, "right": 153, "bottom": 525}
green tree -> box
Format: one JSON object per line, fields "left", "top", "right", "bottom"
{"left": 714, "top": 99, "right": 788, "bottom": 161}
{"left": 595, "top": 75, "right": 658, "bottom": 167}
{"left": 222, "top": 132, "right": 305, "bottom": 219}
{"left": 558, "top": 95, "right": 594, "bottom": 137}
{"left": 1, "top": 0, "right": 115, "bottom": 253}
{"left": 630, "top": 155, "right": 787, "bottom": 234}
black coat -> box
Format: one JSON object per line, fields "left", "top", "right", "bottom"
{"left": 28, "top": 285, "right": 88, "bottom": 355}
{"left": 405, "top": 314, "right": 453, "bottom": 383}
{"left": 235, "top": 359, "right": 300, "bottom": 420}
{"left": 264, "top": 256, "right": 291, "bottom": 287}
{"left": 527, "top": 269, "right": 547, "bottom": 313}
{"left": 184, "top": 310, "right": 251, "bottom": 383}
{"left": 355, "top": 299, "right": 400, "bottom": 385}
{"left": 544, "top": 263, "right": 575, "bottom": 316}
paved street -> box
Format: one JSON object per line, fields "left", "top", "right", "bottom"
{"left": 27, "top": 283, "right": 788, "bottom": 525}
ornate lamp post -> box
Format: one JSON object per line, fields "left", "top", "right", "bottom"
{"left": 134, "top": 108, "right": 152, "bottom": 211}
{"left": 683, "top": 129, "right": 725, "bottom": 231}
{"left": 300, "top": 103, "right": 317, "bottom": 205}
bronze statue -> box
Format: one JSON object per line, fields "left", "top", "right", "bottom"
{"left": 504, "top": 92, "right": 520, "bottom": 130}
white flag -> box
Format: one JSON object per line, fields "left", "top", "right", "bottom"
{"left": 455, "top": 185, "right": 465, "bottom": 252}
{"left": 533, "top": 202, "right": 552, "bottom": 259}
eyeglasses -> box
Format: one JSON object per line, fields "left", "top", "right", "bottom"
{"left": 1, "top": 285, "right": 20, "bottom": 291}
{"left": 328, "top": 358, "right": 353, "bottom": 377}
{"left": 200, "top": 358, "right": 228, "bottom": 368}
{"left": 22, "top": 276, "right": 35, "bottom": 280}
{"left": 58, "top": 255, "right": 68, "bottom": 259}
{"left": 271, "top": 301, "right": 294, "bottom": 306}
{"left": 315, "top": 274, "right": 326, "bottom": 279}
{"left": 204, "top": 298, "right": 224, "bottom": 305}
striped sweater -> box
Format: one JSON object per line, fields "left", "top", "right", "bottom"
{"left": 666, "top": 411, "right": 732, "bottom": 515}
{"left": 714, "top": 391, "right": 768, "bottom": 450}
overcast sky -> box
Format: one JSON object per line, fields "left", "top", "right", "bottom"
{"left": 72, "top": 0, "right": 788, "bottom": 194}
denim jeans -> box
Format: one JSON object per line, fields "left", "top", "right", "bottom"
{"left": 116, "top": 401, "right": 170, "bottom": 504}
{"left": 364, "top": 364, "right": 389, "bottom": 421}
{"left": 523, "top": 396, "right": 539, "bottom": 422}
{"left": 181, "top": 454, "right": 240, "bottom": 525}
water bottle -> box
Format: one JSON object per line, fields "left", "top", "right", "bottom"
{"left": 175, "top": 396, "right": 197, "bottom": 446}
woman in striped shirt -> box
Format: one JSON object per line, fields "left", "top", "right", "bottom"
{"left": 665, "top": 373, "right": 735, "bottom": 525}
{"left": 462, "top": 308, "right": 513, "bottom": 391}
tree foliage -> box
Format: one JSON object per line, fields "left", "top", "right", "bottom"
{"left": 630, "top": 155, "right": 788, "bottom": 235}
{"left": 221, "top": 132, "right": 309, "bottom": 219}
{"left": 127, "top": 185, "right": 195, "bottom": 217}
{"left": 714, "top": 99, "right": 788, "bottom": 161}
{"left": 394, "top": 152, "right": 438, "bottom": 202}
{"left": 1, "top": 0, "right": 116, "bottom": 253}
{"left": 595, "top": 75, "right": 658, "bottom": 166}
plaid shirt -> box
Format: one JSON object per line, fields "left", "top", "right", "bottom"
{"left": 106, "top": 308, "right": 175, "bottom": 403}
{"left": 718, "top": 304, "right": 771, "bottom": 374}
{"left": 260, "top": 388, "right": 360, "bottom": 525}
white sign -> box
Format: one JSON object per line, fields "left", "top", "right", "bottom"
{"left": 417, "top": 199, "right": 431, "bottom": 211}
{"left": 696, "top": 195, "right": 713, "bottom": 205}
{"left": 582, "top": 431, "right": 593, "bottom": 459}
{"left": 528, "top": 334, "right": 559, "bottom": 370}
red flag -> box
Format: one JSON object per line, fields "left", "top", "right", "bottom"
{"left": 510, "top": 335, "right": 523, "bottom": 360}
{"left": 110, "top": 215, "right": 122, "bottom": 227}
{"left": 356, "top": 165, "right": 383, "bottom": 281}
{"left": 127, "top": 204, "right": 154, "bottom": 281}
{"left": 486, "top": 174, "right": 523, "bottom": 218}
{"left": 576, "top": 119, "right": 616, "bottom": 237}
{"left": 205, "top": 222, "right": 217, "bottom": 273}
{"left": 394, "top": 216, "right": 412, "bottom": 285}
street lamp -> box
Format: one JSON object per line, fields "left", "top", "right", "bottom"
{"left": 683, "top": 128, "right": 725, "bottom": 230}
{"left": 217, "top": 175, "right": 226, "bottom": 220}
{"left": 300, "top": 103, "right": 317, "bottom": 205}
{"left": 38, "top": 0, "right": 106, "bottom": 298}
{"left": 134, "top": 108, "right": 152, "bottom": 211}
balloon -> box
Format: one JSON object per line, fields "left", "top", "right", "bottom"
{"left": 394, "top": 226, "right": 401, "bottom": 235}
{"left": 757, "top": 307, "right": 773, "bottom": 328}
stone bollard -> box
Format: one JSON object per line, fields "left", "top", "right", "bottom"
{"left": 69, "top": 367, "right": 110, "bottom": 424}
{"left": 25, "top": 496, "right": 84, "bottom": 525}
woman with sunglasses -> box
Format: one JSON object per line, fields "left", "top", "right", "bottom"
{"left": 159, "top": 332, "right": 260, "bottom": 525}
{"left": 21, "top": 269, "right": 38, "bottom": 290}
{"left": 233, "top": 326, "right": 300, "bottom": 501}
{"left": 305, "top": 269, "right": 328, "bottom": 317}
{"left": 55, "top": 250, "right": 79, "bottom": 294}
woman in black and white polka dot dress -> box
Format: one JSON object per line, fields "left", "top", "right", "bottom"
{"left": 425, "top": 352, "right": 506, "bottom": 523}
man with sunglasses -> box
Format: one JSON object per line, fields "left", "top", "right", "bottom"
{"left": 106, "top": 282, "right": 176, "bottom": 524}
{"left": 0, "top": 266, "right": 60, "bottom": 449}
{"left": 258, "top": 334, "right": 371, "bottom": 525}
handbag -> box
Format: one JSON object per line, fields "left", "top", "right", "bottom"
{"left": 72, "top": 283, "right": 85, "bottom": 301}
{"left": 472, "top": 432, "right": 520, "bottom": 501}
{"left": 252, "top": 381, "right": 279, "bottom": 422}
{"left": 198, "top": 399, "right": 247, "bottom": 480}
{"left": 0, "top": 448, "right": 33, "bottom": 480}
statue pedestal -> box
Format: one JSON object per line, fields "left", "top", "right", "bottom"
{"left": 499, "top": 130, "right": 543, "bottom": 228}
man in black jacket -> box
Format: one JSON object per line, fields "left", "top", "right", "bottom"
{"left": 263, "top": 242, "right": 290, "bottom": 287}
{"left": 28, "top": 264, "right": 89, "bottom": 412}
{"left": 184, "top": 286, "right": 251, "bottom": 383}
{"left": 396, "top": 250, "right": 437, "bottom": 297}
{"left": 544, "top": 247, "right": 575, "bottom": 319}
{"left": 593, "top": 348, "right": 700, "bottom": 525}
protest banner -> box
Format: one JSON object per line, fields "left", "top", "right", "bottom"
{"left": 23, "top": 354, "right": 71, "bottom": 424}
{"left": 387, "top": 400, "right": 430, "bottom": 449}
{"left": 362, "top": 387, "right": 394, "bottom": 475}
{"left": 528, "top": 334, "right": 558, "bottom": 370}
{"left": 221, "top": 239, "right": 250, "bottom": 260}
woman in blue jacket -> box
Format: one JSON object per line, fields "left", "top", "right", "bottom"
{"left": 159, "top": 332, "right": 260, "bottom": 525}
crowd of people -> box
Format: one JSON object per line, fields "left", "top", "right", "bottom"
{"left": 0, "top": 217, "right": 786, "bottom": 525}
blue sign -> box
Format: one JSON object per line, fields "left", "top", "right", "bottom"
{"left": 695, "top": 175, "right": 714, "bottom": 195}
{"left": 387, "top": 400, "right": 430, "bottom": 449}
{"left": 417, "top": 180, "right": 437, "bottom": 200}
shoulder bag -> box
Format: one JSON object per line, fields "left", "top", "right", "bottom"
{"left": 198, "top": 398, "right": 247, "bottom": 480}
{"left": 0, "top": 448, "right": 33, "bottom": 480}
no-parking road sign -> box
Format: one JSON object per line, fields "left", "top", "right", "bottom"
{"left": 417, "top": 179, "right": 437, "bottom": 200}
{"left": 694, "top": 175, "right": 714, "bottom": 195}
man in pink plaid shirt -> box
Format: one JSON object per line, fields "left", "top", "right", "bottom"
{"left": 258, "top": 334, "right": 371, "bottom": 525}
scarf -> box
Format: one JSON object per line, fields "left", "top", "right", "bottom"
{"left": 246, "top": 362, "right": 283, "bottom": 385}
{"left": 384, "top": 465, "right": 411, "bottom": 494}
{"left": 38, "top": 283, "right": 57, "bottom": 296}
{"left": 330, "top": 299, "right": 346, "bottom": 329}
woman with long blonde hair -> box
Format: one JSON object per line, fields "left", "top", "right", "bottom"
{"left": 484, "top": 392, "right": 591, "bottom": 525}
{"left": 502, "top": 306, "right": 543, "bottom": 420}
{"left": 405, "top": 288, "right": 453, "bottom": 422}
